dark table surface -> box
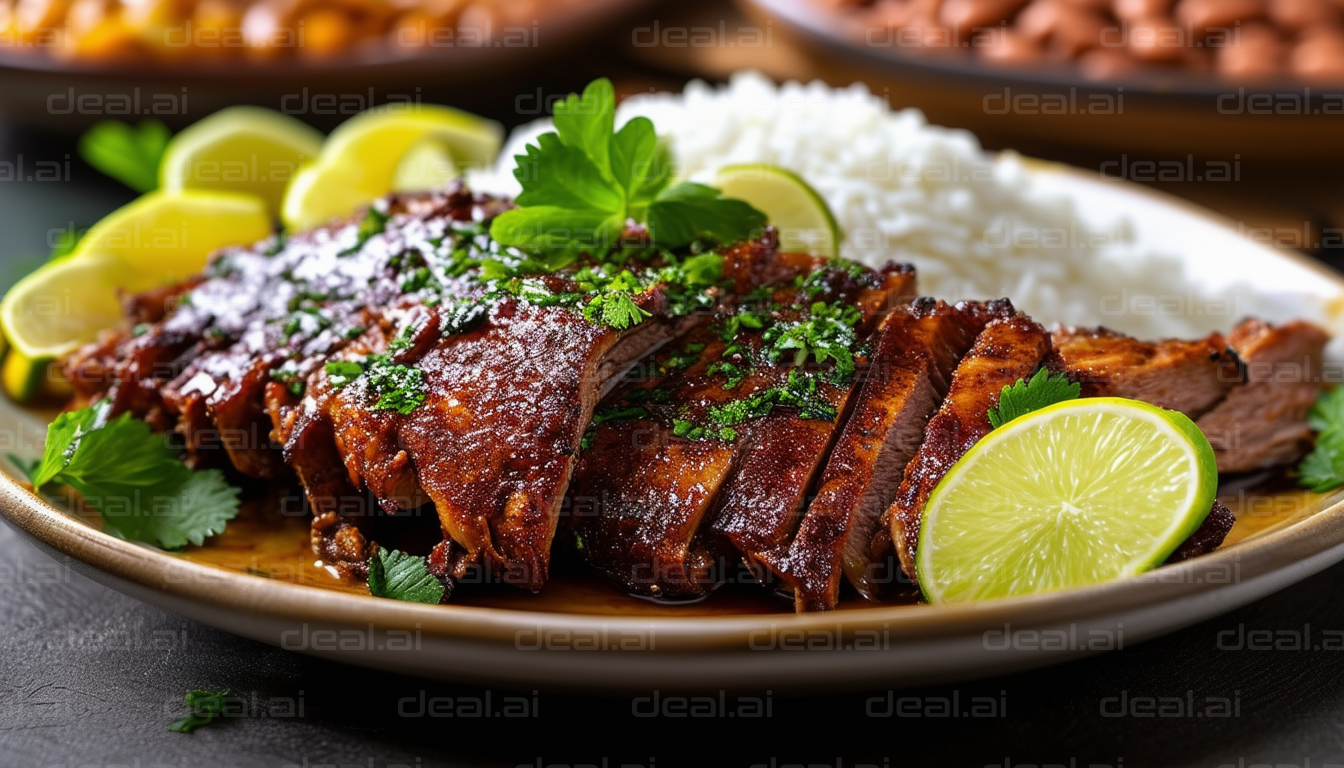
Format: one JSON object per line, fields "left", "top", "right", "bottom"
{"left": 5, "top": 3, "right": 1344, "bottom": 765}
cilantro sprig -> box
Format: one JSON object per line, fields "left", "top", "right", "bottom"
{"left": 13, "top": 400, "right": 240, "bottom": 549}
{"left": 1298, "top": 387, "right": 1344, "bottom": 492}
{"left": 169, "top": 689, "right": 233, "bottom": 734}
{"left": 489, "top": 78, "right": 766, "bottom": 255}
{"left": 987, "top": 368, "right": 1081, "bottom": 429}
{"left": 367, "top": 548, "right": 445, "bottom": 604}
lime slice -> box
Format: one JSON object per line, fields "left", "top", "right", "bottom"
{"left": 392, "top": 137, "right": 458, "bottom": 193}
{"left": 916, "top": 398, "right": 1219, "bottom": 605}
{"left": 160, "top": 106, "right": 324, "bottom": 215}
{"left": 282, "top": 105, "right": 503, "bottom": 230}
{"left": 714, "top": 164, "right": 840, "bottom": 258}
{"left": 73, "top": 189, "right": 272, "bottom": 288}
{"left": 0, "top": 254, "right": 127, "bottom": 359}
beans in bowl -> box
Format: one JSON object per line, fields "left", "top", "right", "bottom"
{"left": 812, "top": 0, "right": 1344, "bottom": 82}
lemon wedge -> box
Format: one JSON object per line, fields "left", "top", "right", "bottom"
{"left": 72, "top": 189, "right": 272, "bottom": 288}
{"left": 160, "top": 106, "right": 323, "bottom": 215}
{"left": 281, "top": 105, "right": 503, "bottom": 231}
{"left": 0, "top": 254, "right": 128, "bottom": 359}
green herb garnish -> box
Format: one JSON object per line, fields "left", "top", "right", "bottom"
{"left": 987, "top": 368, "right": 1082, "bottom": 429}
{"left": 323, "top": 331, "right": 427, "bottom": 415}
{"left": 708, "top": 369, "right": 836, "bottom": 427}
{"left": 489, "top": 78, "right": 766, "bottom": 255}
{"left": 367, "top": 548, "right": 444, "bottom": 604}
{"left": 1298, "top": 387, "right": 1344, "bottom": 492}
{"left": 339, "top": 206, "right": 390, "bottom": 256}
{"left": 18, "top": 400, "right": 240, "bottom": 549}
{"left": 762, "top": 301, "right": 862, "bottom": 384}
{"left": 168, "top": 689, "right": 233, "bottom": 734}
{"left": 79, "top": 119, "right": 170, "bottom": 193}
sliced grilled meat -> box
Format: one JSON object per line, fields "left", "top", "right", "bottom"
{"left": 568, "top": 260, "right": 913, "bottom": 599}
{"left": 776, "top": 299, "right": 992, "bottom": 611}
{"left": 887, "top": 308, "right": 1058, "bottom": 587}
{"left": 1054, "top": 326, "right": 1239, "bottom": 418}
{"left": 1196, "top": 319, "right": 1330, "bottom": 474}
{"left": 709, "top": 266, "right": 917, "bottom": 588}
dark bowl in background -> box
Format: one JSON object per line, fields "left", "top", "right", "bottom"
{"left": 739, "top": 0, "right": 1344, "bottom": 166}
{"left": 0, "top": 0, "right": 658, "bottom": 134}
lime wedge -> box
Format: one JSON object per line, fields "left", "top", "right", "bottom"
{"left": 281, "top": 105, "right": 503, "bottom": 230}
{"left": 916, "top": 398, "right": 1219, "bottom": 605}
{"left": 160, "top": 106, "right": 323, "bottom": 215}
{"left": 0, "top": 254, "right": 127, "bottom": 359}
{"left": 73, "top": 189, "right": 272, "bottom": 288}
{"left": 714, "top": 164, "right": 840, "bottom": 258}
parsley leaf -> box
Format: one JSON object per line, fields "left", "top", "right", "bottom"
{"left": 645, "top": 182, "right": 767, "bottom": 250}
{"left": 490, "top": 78, "right": 764, "bottom": 255}
{"left": 30, "top": 401, "right": 240, "bottom": 549}
{"left": 583, "top": 292, "right": 650, "bottom": 331}
{"left": 78, "top": 119, "right": 170, "bottom": 193}
{"left": 1299, "top": 387, "right": 1344, "bottom": 492}
{"left": 169, "top": 689, "right": 232, "bottom": 734}
{"left": 367, "top": 548, "right": 445, "bottom": 604}
{"left": 987, "top": 368, "right": 1081, "bottom": 429}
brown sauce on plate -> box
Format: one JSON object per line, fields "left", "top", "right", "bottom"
{"left": 158, "top": 473, "right": 1331, "bottom": 616}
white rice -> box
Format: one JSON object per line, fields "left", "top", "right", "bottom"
{"left": 468, "top": 72, "right": 1304, "bottom": 341}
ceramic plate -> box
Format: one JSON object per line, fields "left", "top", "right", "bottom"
{"left": 3, "top": 164, "right": 1344, "bottom": 693}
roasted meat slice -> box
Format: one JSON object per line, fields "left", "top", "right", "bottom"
{"left": 1166, "top": 501, "right": 1236, "bottom": 564}
{"left": 568, "top": 260, "right": 914, "bottom": 599}
{"left": 778, "top": 299, "right": 998, "bottom": 611}
{"left": 1196, "top": 319, "right": 1330, "bottom": 474}
{"left": 1054, "top": 326, "right": 1238, "bottom": 418}
{"left": 886, "top": 309, "right": 1058, "bottom": 587}
{"left": 709, "top": 266, "right": 918, "bottom": 587}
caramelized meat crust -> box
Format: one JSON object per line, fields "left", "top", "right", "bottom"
{"left": 887, "top": 310, "right": 1058, "bottom": 587}
{"left": 779, "top": 298, "right": 991, "bottom": 611}
{"left": 568, "top": 260, "right": 915, "bottom": 599}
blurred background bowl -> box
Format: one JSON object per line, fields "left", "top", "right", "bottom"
{"left": 735, "top": 0, "right": 1344, "bottom": 165}
{"left": 0, "top": 0, "right": 658, "bottom": 133}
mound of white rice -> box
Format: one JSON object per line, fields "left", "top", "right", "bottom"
{"left": 469, "top": 72, "right": 1309, "bottom": 341}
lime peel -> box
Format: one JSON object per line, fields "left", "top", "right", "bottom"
{"left": 713, "top": 164, "right": 840, "bottom": 258}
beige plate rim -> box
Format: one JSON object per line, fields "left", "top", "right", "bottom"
{"left": 2, "top": 164, "right": 1344, "bottom": 656}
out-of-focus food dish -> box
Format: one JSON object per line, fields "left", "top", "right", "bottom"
{"left": 801, "top": 0, "right": 1344, "bottom": 82}
{"left": 0, "top": 0, "right": 598, "bottom": 64}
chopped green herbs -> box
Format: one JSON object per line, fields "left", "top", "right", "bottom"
{"left": 489, "top": 78, "right": 765, "bottom": 255}
{"left": 1299, "top": 387, "right": 1344, "bottom": 492}
{"left": 987, "top": 368, "right": 1082, "bottom": 430}
{"left": 169, "top": 689, "right": 233, "bottom": 734}
{"left": 339, "top": 206, "right": 390, "bottom": 256}
{"left": 20, "top": 400, "right": 240, "bottom": 549}
{"left": 583, "top": 292, "right": 650, "bottom": 331}
{"left": 761, "top": 301, "right": 861, "bottom": 384}
{"left": 268, "top": 366, "right": 305, "bottom": 397}
{"left": 323, "top": 329, "right": 427, "bottom": 415}
{"left": 367, "top": 548, "right": 444, "bottom": 604}
{"left": 709, "top": 369, "right": 836, "bottom": 427}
